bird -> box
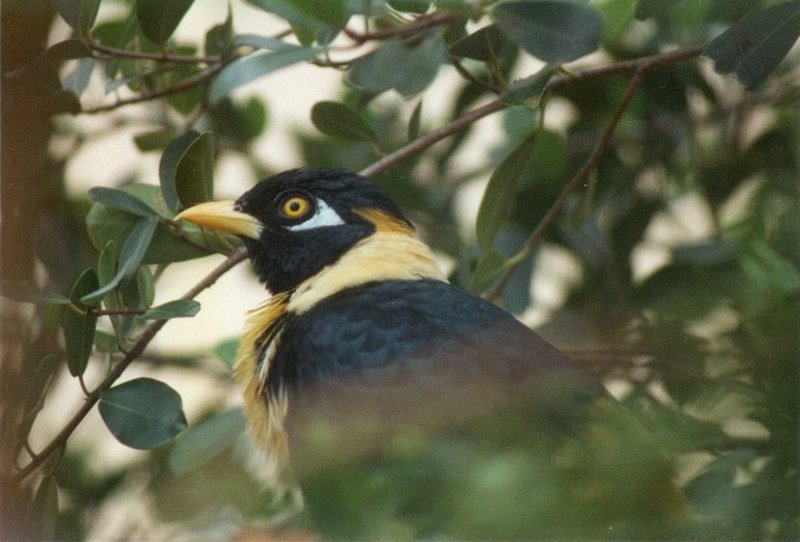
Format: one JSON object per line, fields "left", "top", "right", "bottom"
{"left": 176, "top": 168, "right": 686, "bottom": 540}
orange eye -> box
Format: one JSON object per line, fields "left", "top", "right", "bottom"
{"left": 281, "top": 195, "right": 311, "bottom": 220}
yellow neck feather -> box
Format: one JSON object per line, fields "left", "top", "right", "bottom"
{"left": 234, "top": 214, "right": 444, "bottom": 462}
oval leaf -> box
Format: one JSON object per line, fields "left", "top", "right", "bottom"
{"left": 704, "top": 1, "right": 800, "bottom": 90}
{"left": 88, "top": 187, "right": 159, "bottom": 217}
{"left": 81, "top": 216, "right": 158, "bottom": 304}
{"left": 449, "top": 24, "right": 510, "bottom": 61}
{"left": 85, "top": 184, "right": 222, "bottom": 264}
{"left": 55, "top": 0, "right": 101, "bottom": 35}
{"left": 168, "top": 408, "right": 246, "bottom": 474}
{"left": 209, "top": 46, "right": 320, "bottom": 103}
{"left": 213, "top": 338, "right": 239, "bottom": 367}
{"left": 136, "top": 0, "right": 195, "bottom": 45}
{"left": 311, "top": 101, "right": 377, "bottom": 142}
{"left": 493, "top": 0, "right": 603, "bottom": 63}
{"left": 140, "top": 299, "right": 201, "bottom": 320}
{"left": 501, "top": 65, "right": 555, "bottom": 105}
{"left": 159, "top": 131, "right": 215, "bottom": 211}
{"left": 62, "top": 269, "right": 99, "bottom": 376}
{"left": 348, "top": 34, "right": 446, "bottom": 97}
{"left": 99, "top": 377, "right": 187, "bottom": 449}
{"left": 468, "top": 250, "right": 508, "bottom": 293}
{"left": 476, "top": 133, "right": 539, "bottom": 250}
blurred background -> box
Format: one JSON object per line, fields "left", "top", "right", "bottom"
{"left": 1, "top": 0, "right": 798, "bottom": 540}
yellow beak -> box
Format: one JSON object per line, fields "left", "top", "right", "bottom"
{"left": 174, "top": 200, "right": 263, "bottom": 239}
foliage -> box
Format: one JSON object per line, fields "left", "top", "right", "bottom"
{"left": 1, "top": 0, "right": 798, "bottom": 540}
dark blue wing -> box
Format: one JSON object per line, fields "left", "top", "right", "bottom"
{"left": 269, "top": 279, "right": 604, "bottom": 428}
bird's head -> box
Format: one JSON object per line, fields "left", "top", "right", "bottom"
{"left": 176, "top": 169, "right": 433, "bottom": 293}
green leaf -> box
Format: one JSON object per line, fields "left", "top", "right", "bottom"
{"left": 205, "top": 5, "right": 234, "bottom": 57}
{"left": 493, "top": 0, "right": 603, "bottom": 63}
{"left": 208, "top": 46, "right": 321, "bottom": 103}
{"left": 168, "top": 408, "right": 246, "bottom": 474}
{"left": 213, "top": 338, "right": 239, "bottom": 367}
{"left": 501, "top": 65, "right": 554, "bottom": 105}
{"left": 311, "top": 101, "right": 377, "bottom": 142}
{"left": 389, "top": 0, "right": 432, "bottom": 14}
{"left": 136, "top": 265, "right": 155, "bottom": 307}
{"left": 210, "top": 97, "right": 269, "bottom": 144}
{"left": 739, "top": 241, "right": 800, "bottom": 295}
{"left": 348, "top": 34, "right": 446, "bottom": 97}
{"left": 62, "top": 269, "right": 99, "bottom": 376}
{"left": 476, "top": 133, "right": 538, "bottom": 250}
{"left": 88, "top": 187, "right": 159, "bottom": 217}
{"left": 159, "top": 131, "right": 215, "bottom": 211}
{"left": 590, "top": 0, "right": 637, "bottom": 41}
{"left": 704, "top": 1, "right": 800, "bottom": 90}
{"left": 99, "top": 377, "right": 187, "bottom": 449}
{"left": 408, "top": 99, "right": 423, "bottom": 141}
{"left": 136, "top": 0, "right": 195, "bottom": 45}
{"left": 468, "top": 250, "right": 508, "bottom": 293}
{"left": 449, "top": 24, "right": 510, "bottom": 61}
{"left": 81, "top": 216, "right": 158, "bottom": 304}
{"left": 85, "top": 184, "right": 220, "bottom": 264}
{"left": 96, "top": 241, "right": 126, "bottom": 341}
{"left": 232, "top": 33, "right": 299, "bottom": 51}
{"left": 134, "top": 129, "right": 180, "bottom": 151}
{"left": 140, "top": 299, "right": 201, "bottom": 320}
{"left": 55, "top": 0, "right": 101, "bottom": 35}
{"left": 245, "top": 0, "right": 348, "bottom": 29}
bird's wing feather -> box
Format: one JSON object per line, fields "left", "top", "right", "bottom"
{"left": 270, "top": 279, "right": 604, "bottom": 435}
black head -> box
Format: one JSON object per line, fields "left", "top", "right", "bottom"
{"left": 177, "top": 169, "right": 414, "bottom": 293}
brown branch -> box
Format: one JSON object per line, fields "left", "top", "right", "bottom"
{"left": 486, "top": 70, "right": 650, "bottom": 301}
{"left": 360, "top": 100, "right": 507, "bottom": 178}
{"left": 343, "top": 11, "right": 458, "bottom": 44}
{"left": 360, "top": 45, "right": 705, "bottom": 180}
{"left": 11, "top": 248, "right": 248, "bottom": 483}
{"left": 81, "top": 64, "right": 224, "bottom": 115}
{"left": 88, "top": 41, "right": 221, "bottom": 64}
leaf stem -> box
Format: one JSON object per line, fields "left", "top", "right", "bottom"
{"left": 81, "top": 64, "right": 224, "bottom": 115}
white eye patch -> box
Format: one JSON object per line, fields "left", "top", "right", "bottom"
{"left": 287, "top": 198, "right": 346, "bottom": 231}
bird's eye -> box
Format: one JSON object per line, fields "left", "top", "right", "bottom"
{"left": 280, "top": 195, "right": 312, "bottom": 220}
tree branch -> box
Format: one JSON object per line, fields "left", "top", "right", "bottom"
{"left": 360, "top": 45, "right": 705, "bottom": 179}
{"left": 486, "top": 67, "right": 652, "bottom": 302}
{"left": 11, "top": 248, "right": 248, "bottom": 483}
{"left": 88, "top": 41, "right": 221, "bottom": 64}
{"left": 343, "top": 11, "right": 458, "bottom": 44}
{"left": 81, "top": 64, "right": 224, "bottom": 115}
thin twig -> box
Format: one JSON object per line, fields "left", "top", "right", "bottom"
{"left": 81, "top": 64, "right": 224, "bottom": 115}
{"left": 12, "top": 248, "right": 248, "bottom": 483}
{"left": 360, "top": 45, "right": 705, "bottom": 180}
{"left": 486, "top": 68, "right": 650, "bottom": 301}
{"left": 343, "top": 11, "right": 458, "bottom": 44}
{"left": 88, "top": 41, "right": 221, "bottom": 64}
{"left": 360, "top": 100, "right": 506, "bottom": 178}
